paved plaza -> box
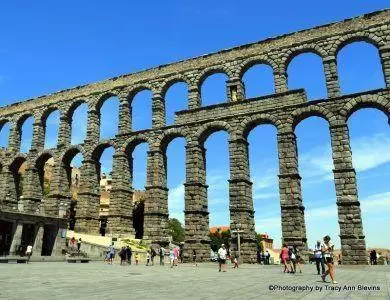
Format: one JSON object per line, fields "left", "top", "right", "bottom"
{"left": 0, "top": 262, "right": 389, "bottom": 299}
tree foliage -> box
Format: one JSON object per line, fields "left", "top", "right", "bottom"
{"left": 168, "top": 218, "right": 185, "bottom": 243}
{"left": 256, "top": 233, "right": 264, "bottom": 252}
{"left": 210, "top": 229, "right": 231, "bottom": 252}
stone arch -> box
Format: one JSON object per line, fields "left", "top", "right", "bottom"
{"left": 239, "top": 113, "right": 282, "bottom": 139}
{"left": 160, "top": 75, "right": 191, "bottom": 98}
{"left": 60, "top": 145, "right": 86, "bottom": 165}
{"left": 287, "top": 106, "right": 336, "bottom": 132}
{"left": 157, "top": 127, "right": 188, "bottom": 153}
{"left": 332, "top": 33, "right": 385, "bottom": 57}
{"left": 341, "top": 94, "right": 390, "bottom": 122}
{"left": 196, "top": 120, "right": 233, "bottom": 146}
{"left": 34, "top": 150, "right": 55, "bottom": 196}
{"left": 16, "top": 113, "right": 34, "bottom": 129}
{"left": 127, "top": 84, "right": 154, "bottom": 102}
{"left": 90, "top": 140, "right": 116, "bottom": 162}
{"left": 9, "top": 154, "right": 27, "bottom": 200}
{"left": 238, "top": 56, "right": 277, "bottom": 79}
{"left": 0, "top": 119, "right": 11, "bottom": 148}
{"left": 123, "top": 134, "right": 150, "bottom": 156}
{"left": 66, "top": 99, "right": 89, "bottom": 119}
{"left": 40, "top": 106, "right": 61, "bottom": 124}
{"left": 283, "top": 45, "right": 327, "bottom": 72}
{"left": 196, "top": 65, "right": 234, "bottom": 89}
{"left": 95, "top": 92, "right": 120, "bottom": 112}
{"left": 35, "top": 149, "right": 56, "bottom": 165}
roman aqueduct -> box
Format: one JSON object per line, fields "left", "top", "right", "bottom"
{"left": 0, "top": 10, "right": 389, "bottom": 263}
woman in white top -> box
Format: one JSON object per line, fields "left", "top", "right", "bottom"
{"left": 321, "top": 235, "right": 337, "bottom": 284}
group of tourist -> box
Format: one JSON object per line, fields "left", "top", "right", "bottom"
{"left": 280, "top": 235, "right": 337, "bottom": 284}
{"left": 279, "top": 244, "right": 302, "bottom": 274}
{"left": 69, "top": 237, "right": 82, "bottom": 252}
{"left": 257, "top": 250, "right": 271, "bottom": 265}
{"left": 369, "top": 249, "right": 378, "bottom": 265}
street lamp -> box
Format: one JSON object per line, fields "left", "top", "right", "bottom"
{"left": 231, "top": 223, "right": 244, "bottom": 263}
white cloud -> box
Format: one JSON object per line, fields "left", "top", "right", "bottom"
{"left": 168, "top": 184, "right": 185, "bottom": 207}
{"left": 351, "top": 134, "right": 390, "bottom": 172}
{"left": 296, "top": 133, "right": 390, "bottom": 184}
{"left": 254, "top": 192, "right": 279, "bottom": 201}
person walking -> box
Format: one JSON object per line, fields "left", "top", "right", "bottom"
{"left": 291, "top": 245, "right": 302, "bottom": 274}
{"left": 135, "top": 252, "right": 139, "bottom": 265}
{"left": 218, "top": 244, "right": 227, "bottom": 272}
{"left": 159, "top": 246, "right": 165, "bottom": 266}
{"left": 192, "top": 249, "right": 197, "bottom": 267}
{"left": 119, "top": 247, "right": 127, "bottom": 265}
{"left": 173, "top": 247, "right": 179, "bottom": 266}
{"left": 169, "top": 248, "right": 175, "bottom": 268}
{"left": 77, "top": 238, "right": 82, "bottom": 252}
{"left": 280, "top": 243, "right": 291, "bottom": 273}
{"left": 372, "top": 250, "right": 377, "bottom": 265}
{"left": 25, "top": 244, "right": 33, "bottom": 263}
{"left": 233, "top": 252, "right": 239, "bottom": 269}
{"left": 265, "top": 250, "right": 270, "bottom": 265}
{"left": 70, "top": 237, "right": 76, "bottom": 250}
{"left": 314, "top": 240, "right": 325, "bottom": 275}
{"left": 126, "top": 246, "right": 132, "bottom": 265}
{"left": 146, "top": 251, "right": 151, "bottom": 266}
{"left": 108, "top": 243, "right": 116, "bottom": 265}
{"left": 321, "top": 235, "right": 337, "bottom": 284}
{"left": 150, "top": 247, "right": 156, "bottom": 266}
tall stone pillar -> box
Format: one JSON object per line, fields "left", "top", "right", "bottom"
{"left": 32, "top": 223, "right": 44, "bottom": 256}
{"left": 143, "top": 149, "right": 169, "bottom": 246}
{"left": 57, "top": 115, "right": 71, "bottom": 149}
{"left": 3, "top": 169, "right": 19, "bottom": 210}
{"left": 31, "top": 121, "right": 45, "bottom": 152}
{"left": 107, "top": 153, "right": 134, "bottom": 236}
{"left": 9, "top": 222, "right": 23, "bottom": 256}
{"left": 8, "top": 123, "right": 21, "bottom": 153}
{"left": 183, "top": 143, "right": 210, "bottom": 261}
{"left": 22, "top": 164, "right": 43, "bottom": 213}
{"left": 228, "top": 137, "right": 257, "bottom": 262}
{"left": 226, "top": 77, "right": 245, "bottom": 102}
{"left": 74, "top": 159, "right": 100, "bottom": 233}
{"left": 277, "top": 132, "right": 307, "bottom": 251}
{"left": 379, "top": 45, "right": 390, "bottom": 89}
{"left": 188, "top": 85, "right": 201, "bottom": 110}
{"left": 323, "top": 56, "right": 341, "bottom": 98}
{"left": 329, "top": 123, "right": 366, "bottom": 264}
{"left": 274, "top": 68, "right": 288, "bottom": 93}
{"left": 46, "top": 161, "right": 71, "bottom": 216}
{"left": 118, "top": 95, "right": 132, "bottom": 134}
{"left": 86, "top": 109, "right": 100, "bottom": 142}
{"left": 52, "top": 226, "right": 66, "bottom": 256}
{"left": 152, "top": 93, "right": 166, "bottom": 128}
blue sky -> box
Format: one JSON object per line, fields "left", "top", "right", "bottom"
{"left": 1, "top": 1, "right": 389, "bottom": 249}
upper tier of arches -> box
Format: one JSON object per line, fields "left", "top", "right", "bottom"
{"left": 0, "top": 13, "right": 388, "bottom": 156}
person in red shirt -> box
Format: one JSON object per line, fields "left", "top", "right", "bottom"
{"left": 280, "top": 243, "right": 291, "bottom": 273}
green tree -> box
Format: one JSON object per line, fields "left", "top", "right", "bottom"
{"left": 256, "top": 233, "right": 264, "bottom": 252}
{"left": 210, "top": 229, "right": 231, "bottom": 252}
{"left": 168, "top": 218, "right": 185, "bottom": 243}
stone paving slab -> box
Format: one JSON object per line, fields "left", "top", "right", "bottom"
{"left": 0, "top": 262, "right": 388, "bottom": 300}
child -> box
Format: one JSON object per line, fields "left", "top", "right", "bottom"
{"left": 135, "top": 252, "right": 139, "bottom": 265}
